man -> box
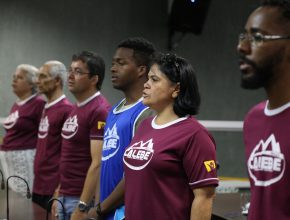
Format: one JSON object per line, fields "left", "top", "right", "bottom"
{"left": 54, "top": 51, "right": 110, "bottom": 220}
{"left": 88, "top": 37, "right": 156, "bottom": 220}
{"left": 32, "top": 61, "right": 73, "bottom": 210}
{"left": 237, "top": 1, "right": 290, "bottom": 219}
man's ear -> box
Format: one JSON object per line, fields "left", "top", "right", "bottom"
{"left": 137, "top": 65, "right": 147, "bottom": 78}
{"left": 91, "top": 74, "right": 99, "bottom": 86}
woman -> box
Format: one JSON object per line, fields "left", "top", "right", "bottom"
{"left": 0, "top": 64, "right": 45, "bottom": 194}
{"left": 123, "top": 53, "right": 219, "bottom": 220}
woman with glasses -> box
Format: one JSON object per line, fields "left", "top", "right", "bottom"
{"left": 123, "top": 53, "right": 219, "bottom": 220}
{"left": 0, "top": 64, "right": 45, "bottom": 195}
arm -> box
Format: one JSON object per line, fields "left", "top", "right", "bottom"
{"left": 71, "top": 139, "right": 103, "bottom": 220}
{"left": 87, "top": 178, "right": 125, "bottom": 219}
{"left": 190, "top": 186, "right": 215, "bottom": 220}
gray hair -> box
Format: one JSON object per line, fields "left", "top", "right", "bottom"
{"left": 44, "top": 60, "right": 67, "bottom": 87}
{"left": 16, "top": 64, "right": 38, "bottom": 94}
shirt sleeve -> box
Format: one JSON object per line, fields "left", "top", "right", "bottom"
{"left": 183, "top": 129, "right": 219, "bottom": 189}
{"left": 89, "top": 107, "right": 109, "bottom": 140}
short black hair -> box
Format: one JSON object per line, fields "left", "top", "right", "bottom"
{"left": 118, "top": 37, "right": 156, "bottom": 73}
{"left": 261, "top": 0, "right": 290, "bottom": 20}
{"left": 72, "top": 51, "right": 105, "bottom": 90}
{"left": 153, "top": 53, "right": 201, "bottom": 117}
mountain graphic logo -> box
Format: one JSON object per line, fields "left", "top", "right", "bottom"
{"left": 123, "top": 138, "right": 154, "bottom": 171}
{"left": 248, "top": 134, "right": 285, "bottom": 187}
{"left": 61, "top": 115, "right": 78, "bottom": 139}
{"left": 3, "top": 111, "right": 19, "bottom": 129}
{"left": 102, "top": 123, "right": 120, "bottom": 161}
{"left": 38, "top": 116, "right": 49, "bottom": 139}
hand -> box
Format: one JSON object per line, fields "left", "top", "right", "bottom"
{"left": 51, "top": 200, "right": 58, "bottom": 220}
{"left": 87, "top": 207, "right": 103, "bottom": 220}
{"left": 70, "top": 209, "right": 88, "bottom": 220}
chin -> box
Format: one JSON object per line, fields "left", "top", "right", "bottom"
{"left": 142, "top": 99, "right": 151, "bottom": 107}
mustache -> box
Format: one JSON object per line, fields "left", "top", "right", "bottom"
{"left": 239, "top": 55, "right": 256, "bottom": 67}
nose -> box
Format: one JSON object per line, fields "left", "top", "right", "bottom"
{"left": 68, "top": 71, "right": 74, "bottom": 80}
{"left": 144, "top": 79, "right": 150, "bottom": 89}
{"left": 111, "top": 64, "right": 117, "bottom": 73}
{"left": 237, "top": 38, "right": 251, "bottom": 56}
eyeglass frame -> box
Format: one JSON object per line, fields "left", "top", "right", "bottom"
{"left": 238, "top": 32, "right": 290, "bottom": 47}
{"left": 68, "top": 68, "right": 90, "bottom": 76}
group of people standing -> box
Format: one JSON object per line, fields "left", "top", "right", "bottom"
{"left": 0, "top": 37, "right": 218, "bottom": 220}
{"left": 0, "top": 0, "right": 290, "bottom": 220}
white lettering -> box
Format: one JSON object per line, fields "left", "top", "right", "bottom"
{"left": 252, "top": 156, "right": 281, "bottom": 172}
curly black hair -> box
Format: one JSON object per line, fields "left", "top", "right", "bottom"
{"left": 118, "top": 37, "right": 156, "bottom": 72}
{"left": 261, "top": 0, "right": 290, "bottom": 20}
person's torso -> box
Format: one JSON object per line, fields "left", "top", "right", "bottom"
{"left": 33, "top": 96, "right": 73, "bottom": 194}
{"left": 244, "top": 101, "right": 290, "bottom": 220}
{"left": 124, "top": 116, "right": 218, "bottom": 220}
{"left": 59, "top": 94, "right": 110, "bottom": 196}
{"left": 100, "top": 99, "right": 148, "bottom": 219}
{"left": 1, "top": 95, "right": 45, "bottom": 151}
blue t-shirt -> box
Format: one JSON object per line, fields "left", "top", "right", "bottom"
{"left": 100, "top": 98, "right": 148, "bottom": 220}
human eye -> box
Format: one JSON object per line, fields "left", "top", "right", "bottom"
{"left": 253, "top": 33, "right": 264, "bottom": 44}
{"left": 150, "top": 75, "right": 159, "bottom": 82}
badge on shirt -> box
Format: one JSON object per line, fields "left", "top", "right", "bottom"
{"left": 204, "top": 160, "right": 216, "bottom": 172}
{"left": 98, "top": 121, "right": 106, "bottom": 130}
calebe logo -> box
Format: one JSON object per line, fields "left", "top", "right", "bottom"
{"left": 38, "top": 116, "right": 49, "bottom": 139}
{"left": 123, "top": 138, "right": 154, "bottom": 171}
{"left": 248, "top": 134, "right": 285, "bottom": 187}
{"left": 61, "top": 115, "right": 78, "bottom": 139}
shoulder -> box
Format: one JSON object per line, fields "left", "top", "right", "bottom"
{"left": 245, "top": 101, "right": 266, "bottom": 121}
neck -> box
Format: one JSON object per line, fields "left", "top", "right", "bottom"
{"left": 17, "top": 92, "right": 33, "bottom": 101}
{"left": 46, "top": 88, "right": 64, "bottom": 103}
{"left": 154, "top": 104, "right": 179, "bottom": 125}
{"left": 74, "top": 88, "right": 98, "bottom": 103}
{"left": 265, "top": 70, "right": 290, "bottom": 109}
{"left": 123, "top": 80, "right": 145, "bottom": 105}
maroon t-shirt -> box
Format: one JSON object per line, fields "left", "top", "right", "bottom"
{"left": 244, "top": 101, "right": 290, "bottom": 220}
{"left": 1, "top": 95, "right": 45, "bottom": 151}
{"left": 59, "top": 92, "right": 110, "bottom": 196}
{"left": 33, "top": 95, "right": 73, "bottom": 195}
{"left": 123, "top": 116, "right": 218, "bottom": 220}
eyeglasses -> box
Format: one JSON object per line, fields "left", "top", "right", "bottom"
{"left": 68, "top": 68, "right": 90, "bottom": 76}
{"left": 239, "top": 32, "right": 290, "bottom": 47}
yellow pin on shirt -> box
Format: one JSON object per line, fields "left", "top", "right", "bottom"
{"left": 98, "top": 121, "right": 106, "bottom": 130}
{"left": 204, "top": 160, "right": 216, "bottom": 172}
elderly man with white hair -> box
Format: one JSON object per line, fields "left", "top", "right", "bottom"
{"left": 32, "top": 60, "right": 73, "bottom": 210}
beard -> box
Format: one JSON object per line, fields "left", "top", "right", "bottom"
{"left": 240, "top": 54, "right": 282, "bottom": 90}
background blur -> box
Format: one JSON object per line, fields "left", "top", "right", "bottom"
{"left": 0, "top": 0, "right": 264, "bottom": 177}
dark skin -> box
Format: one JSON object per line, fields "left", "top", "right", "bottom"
{"left": 237, "top": 6, "right": 290, "bottom": 109}
{"left": 87, "top": 47, "right": 148, "bottom": 219}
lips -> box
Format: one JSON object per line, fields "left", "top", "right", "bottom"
{"left": 111, "top": 75, "right": 118, "bottom": 81}
{"left": 239, "top": 59, "right": 253, "bottom": 73}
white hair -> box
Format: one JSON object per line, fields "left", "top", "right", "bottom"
{"left": 16, "top": 64, "right": 38, "bottom": 94}
{"left": 44, "top": 60, "right": 67, "bottom": 87}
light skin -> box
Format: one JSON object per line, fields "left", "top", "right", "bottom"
{"left": 87, "top": 47, "right": 148, "bottom": 219}
{"left": 143, "top": 64, "right": 180, "bottom": 124}
{"left": 35, "top": 64, "right": 63, "bottom": 103}
{"left": 237, "top": 6, "right": 290, "bottom": 109}
{"left": 67, "top": 60, "right": 98, "bottom": 103}
{"left": 12, "top": 69, "right": 34, "bottom": 100}
{"left": 50, "top": 60, "right": 102, "bottom": 220}
{"left": 144, "top": 64, "right": 215, "bottom": 220}
{"left": 68, "top": 60, "right": 103, "bottom": 220}
{"left": 70, "top": 140, "right": 103, "bottom": 220}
